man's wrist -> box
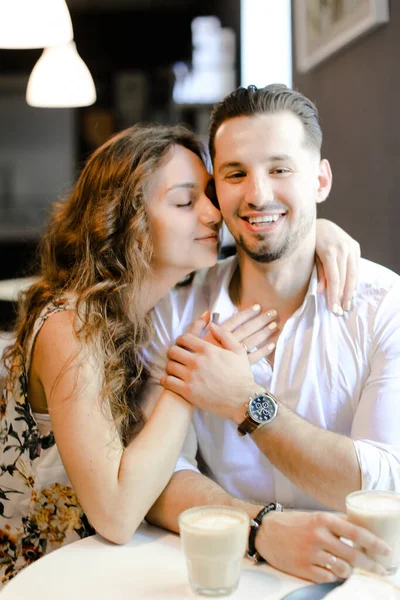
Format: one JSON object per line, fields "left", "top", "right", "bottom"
{"left": 232, "top": 386, "right": 266, "bottom": 425}
{"left": 247, "top": 502, "right": 283, "bottom": 562}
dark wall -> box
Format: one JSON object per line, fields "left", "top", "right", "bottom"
{"left": 293, "top": 2, "right": 400, "bottom": 274}
{"left": 0, "top": 0, "right": 240, "bottom": 284}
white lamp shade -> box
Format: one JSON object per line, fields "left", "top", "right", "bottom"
{"left": 26, "top": 42, "right": 97, "bottom": 108}
{"left": 0, "top": 0, "right": 73, "bottom": 49}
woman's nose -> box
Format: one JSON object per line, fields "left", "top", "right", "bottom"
{"left": 200, "top": 196, "right": 222, "bottom": 226}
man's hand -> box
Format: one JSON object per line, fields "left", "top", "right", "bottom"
{"left": 257, "top": 510, "right": 390, "bottom": 583}
{"left": 161, "top": 324, "right": 259, "bottom": 423}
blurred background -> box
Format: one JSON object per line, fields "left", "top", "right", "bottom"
{"left": 0, "top": 0, "right": 398, "bottom": 326}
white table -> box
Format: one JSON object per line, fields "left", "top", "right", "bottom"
{"left": 0, "top": 522, "right": 311, "bottom": 600}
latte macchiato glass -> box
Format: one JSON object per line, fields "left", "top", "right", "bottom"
{"left": 178, "top": 505, "right": 250, "bottom": 597}
{"left": 346, "top": 490, "right": 400, "bottom": 575}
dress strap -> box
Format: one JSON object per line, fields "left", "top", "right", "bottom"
{"left": 24, "top": 298, "right": 72, "bottom": 375}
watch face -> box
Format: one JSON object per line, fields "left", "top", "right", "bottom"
{"left": 249, "top": 395, "right": 277, "bottom": 424}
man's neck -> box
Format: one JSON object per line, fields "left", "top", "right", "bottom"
{"left": 230, "top": 244, "right": 316, "bottom": 325}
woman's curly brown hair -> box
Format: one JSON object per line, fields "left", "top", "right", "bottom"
{"left": 3, "top": 122, "right": 209, "bottom": 444}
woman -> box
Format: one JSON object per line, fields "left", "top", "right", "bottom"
{"left": 0, "top": 122, "right": 359, "bottom": 584}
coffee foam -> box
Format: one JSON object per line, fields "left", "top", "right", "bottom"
{"left": 183, "top": 511, "right": 245, "bottom": 530}
{"left": 349, "top": 493, "right": 400, "bottom": 513}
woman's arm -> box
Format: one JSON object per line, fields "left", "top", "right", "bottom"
{"left": 32, "top": 309, "right": 193, "bottom": 545}
{"left": 32, "top": 305, "right": 277, "bottom": 545}
{"left": 315, "top": 219, "right": 361, "bottom": 315}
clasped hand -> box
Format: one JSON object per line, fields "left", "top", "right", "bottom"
{"left": 160, "top": 305, "right": 278, "bottom": 423}
{"left": 257, "top": 510, "right": 390, "bottom": 583}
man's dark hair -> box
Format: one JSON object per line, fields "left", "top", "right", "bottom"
{"left": 208, "top": 83, "right": 322, "bottom": 162}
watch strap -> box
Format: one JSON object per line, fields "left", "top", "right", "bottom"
{"left": 237, "top": 415, "right": 259, "bottom": 436}
{"left": 247, "top": 502, "right": 283, "bottom": 562}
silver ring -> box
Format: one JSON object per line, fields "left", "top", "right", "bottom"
{"left": 241, "top": 341, "right": 249, "bottom": 353}
{"left": 325, "top": 554, "right": 338, "bottom": 571}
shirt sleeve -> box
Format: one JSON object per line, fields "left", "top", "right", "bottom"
{"left": 174, "top": 422, "right": 200, "bottom": 474}
{"left": 351, "top": 281, "right": 400, "bottom": 491}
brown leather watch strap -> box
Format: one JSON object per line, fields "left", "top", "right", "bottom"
{"left": 237, "top": 416, "right": 259, "bottom": 436}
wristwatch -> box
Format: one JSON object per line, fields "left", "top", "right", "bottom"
{"left": 237, "top": 391, "right": 278, "bottom": 436}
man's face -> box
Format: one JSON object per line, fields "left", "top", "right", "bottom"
{"left": 213, "top": 111, "right": 331, "bottom": 263}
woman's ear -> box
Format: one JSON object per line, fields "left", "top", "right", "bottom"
{"left": 316, "top": 159, "right": 332, "bottom": 205}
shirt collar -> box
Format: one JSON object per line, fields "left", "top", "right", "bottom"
{"left": 207, "top": 257, "right": 319, "bottom": 322}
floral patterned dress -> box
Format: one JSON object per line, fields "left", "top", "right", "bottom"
{"left": 0, "top": 299, "right": 94, "bottom": 586}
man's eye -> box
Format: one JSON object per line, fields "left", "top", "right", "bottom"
{"left": 226, "top": 172, "right": 245, "bottom": 179}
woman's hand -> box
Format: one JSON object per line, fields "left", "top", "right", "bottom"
{"left": 257, "top": 511, "right": 390, "bottom": 583}
{"left": 315, "top": 219, "right": 361, "bottom": 315}
{"left": 184, "top": 304, "right": 278, "bottom": 365}
{"left": 160, "top": 313, "right": 277, "bottom": 422}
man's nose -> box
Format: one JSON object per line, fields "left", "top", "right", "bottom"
{"left": 247, "top": 176, "right": 274, "bottom": 208}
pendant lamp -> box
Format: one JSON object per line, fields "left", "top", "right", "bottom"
{"left": 26, "top": 42, "right": 96, "bottom": 108}
{"left": 0, "top": 0, "right": 73, "bottom": 49}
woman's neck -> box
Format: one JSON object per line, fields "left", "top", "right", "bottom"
{"left": 140, "top": 266, "right": 191, "bottom": 314}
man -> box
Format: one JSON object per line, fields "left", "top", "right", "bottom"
{"left": 143, "top": 85, "right": 398, "bottom": 582}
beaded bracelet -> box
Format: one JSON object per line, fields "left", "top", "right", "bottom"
{"left": 247, "top": 502, "right": 283, "bottom": 562}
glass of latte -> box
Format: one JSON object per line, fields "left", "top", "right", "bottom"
{"left": 346, "top": 490, "right": 400, "bottom": 575}
{"left": 178, "top": 505, "right": 250, "bottom": 596}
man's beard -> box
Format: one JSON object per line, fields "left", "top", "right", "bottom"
{"left": 235, "top": 208, "right": 315, "bottom": 264}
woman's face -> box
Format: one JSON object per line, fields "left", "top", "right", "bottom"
{"left": 146, "top": 145, "right": 222, "bottom": 276}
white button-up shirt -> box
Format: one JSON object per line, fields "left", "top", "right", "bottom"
{"left": 144, "top": 256, "right": 400, "bottom": 510}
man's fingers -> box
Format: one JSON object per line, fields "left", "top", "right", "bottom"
{"left": 316, "top": 551, "right": 352, "bottom": 580}
{"left": 209, "top": 323, "right": 245, "bottom": 354}
{"left": 186, "top": 311, "right": 210, "bottom": 337}
{"left": 160, "top": 374, "right": 187, "bottom": 397}
{"left": 307, "top": 564, "right": 338, "bottom": 584}
{"left": 167, "top": 345, "right": 194, "bottom": 365}
{"left": 175, "top": 333, "right": 209, "bottom": 353}
{"left": 326, "top": 534, "right": 387, "bottom": 577}
{"left": 165, "top": 359, "right": 189, "bottom": 382}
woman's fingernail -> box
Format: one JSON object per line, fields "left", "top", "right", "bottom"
{"left": 267, "top": 342, "right": 275, "bottom": 352}
{"left": 344, "top": 300, "right": 352, "bottom": 312}
{"left": 211, "top": 312, "right": 220, "bottom": 324}
{"left": 268, "top": 321, "right": 277, "bottom": 331}
{"left": 332, "top": 303, "right": 344, "bottom": 316}
{"left": 252, "top": 303, "right": 261, "bottom": 312}
{"left": 267, "top": 309, "right": 277, "bottom": 318}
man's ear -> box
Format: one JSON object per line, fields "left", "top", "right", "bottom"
{"left": 316, "top": 159, "right": 332, "bottom": 205}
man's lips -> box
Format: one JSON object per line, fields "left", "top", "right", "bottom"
{"left": 240, "top": 212, "right": 286, "bottom": 232}
{"left": 240, "top": 212, "right": 286, "bottom": 224}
